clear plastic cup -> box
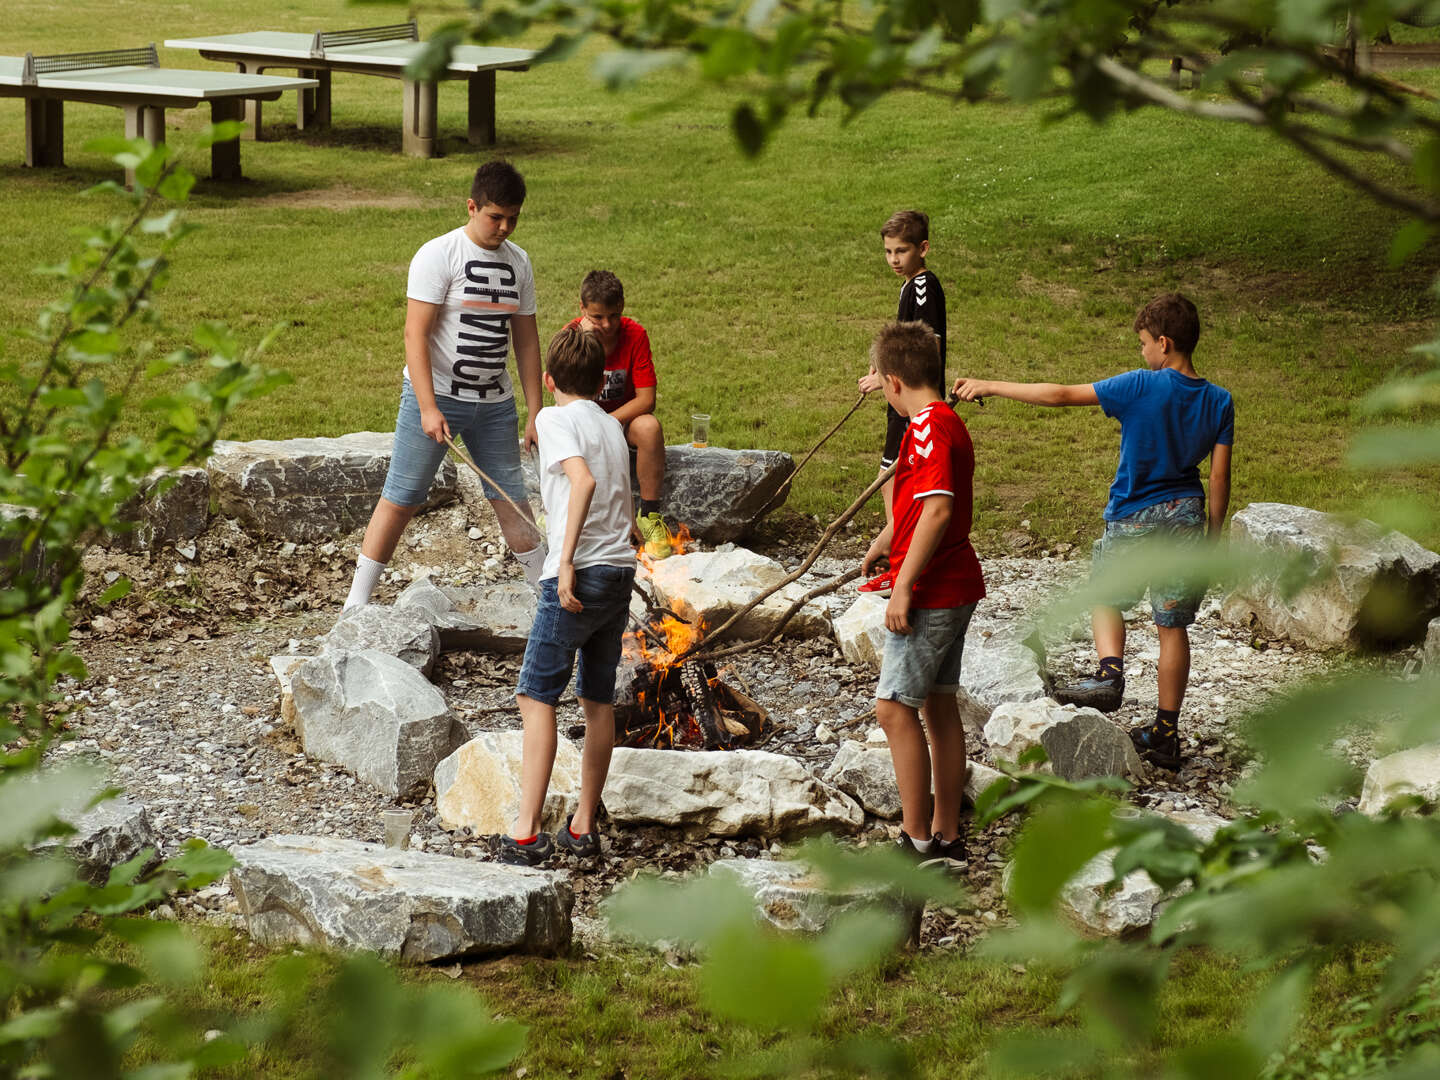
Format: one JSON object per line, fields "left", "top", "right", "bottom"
{"left": 691, "top": 413, "right": 711, "bottom": 448}
{"left": 381, "top": 808, "right": 413, "bottom": 849}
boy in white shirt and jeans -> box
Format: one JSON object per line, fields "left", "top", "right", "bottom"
{"left": 500, "top": 325, "right": 637, "bottom": 866}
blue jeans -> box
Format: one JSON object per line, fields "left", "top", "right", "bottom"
{"left": 1092, "top": 496, "right": 1206, "bottom": 628}
{"left": 876, "top": 604, "right": 977, "bottom": 709}
{"left": 380, "top": 382, "right": 528, "bottom": 506}
{"left": 517, "top": 563, "right": 637, "bottom": 706}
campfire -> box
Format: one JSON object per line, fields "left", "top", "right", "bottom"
{"left": 618, "top": 523, "right": 768, "bottom": 750}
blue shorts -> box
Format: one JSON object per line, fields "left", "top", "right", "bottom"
{"left": 876, "top": 604, "right": 977, "bottom": 709}
{"left": 517, "top": 563, "right": 637, "bottom": 706}
{"left": 1093, "top": 496, "right": 1206, "bottom": 628}
{"left": 380, "top": 382, "right": 528, "bottom": 507}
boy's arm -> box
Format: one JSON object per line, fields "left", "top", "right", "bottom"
{"left": 863, "top": 521, "right": 895, "bottom": 577}
{"left": 607, "top": 385, "right": 656, "bottom": 427}
{"left": 403, "top": 300, "right": 448, "bottom": 443}
{"left": 953, "top": 378, "right": 1098, "bottom": 407}
{"left": 1207, "top": 442, "right": 1232, "bottom": 538}
{"left": 512, "top": 314, "right": 542, "bottom": 452}
{"left": 556, "top": 456, "right": 596, "bottom": 613}
{"left": 886, "top": 495, "right": 953, "bottom": 634}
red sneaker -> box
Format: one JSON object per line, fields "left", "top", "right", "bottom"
{"left": 858, "top": 569, "right": 896, "bottom": 597}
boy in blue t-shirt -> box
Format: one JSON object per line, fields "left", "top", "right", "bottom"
{"left": 953, "top": 293, "right": 1233, "bottom": 770}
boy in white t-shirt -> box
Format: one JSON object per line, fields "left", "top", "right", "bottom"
{"left": 500, "top": 326, "right": 637, "bottom": 866}
{"left": 344, "top": 160, "right": 547, "bottom": 610}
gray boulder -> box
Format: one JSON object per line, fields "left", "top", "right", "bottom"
{"left": 984, "top": 699, "right": 1144, "bottom": 781}
{"left": 290, "top": 650, "right": 465, "bottom": 799}
{"left": 603, "top": 748, "right": 864, "bottom": 838}
{"left": 434, "top": 732, "right": 583, "bottom": 836}
{"left": 965, "top": 761, "right": 1008, "bottom": 806}
{"left": 955, "top": 622, "right": 1049, "bottom": 732}
{"left": 106, "top": 467, "right": 209, "bottom": 552}
{"left": 61, "top": 797, "right": 160, "bottom": 885}
{"left": 207, "top": 433, "right": 456, "bottom": 543}
{"left": 834, "top": 595, "right": 887, "bottom": 671}
{"left": 0, "top": 503, "right": 49, "bottom": 584}
{"left": 229, "top": 834, "right": 571, "bottom": 961}
{"left": 1357, "top": 744, "right": 1440, "bottom": 816}
{"left": 1424, "top": 617, "right": 1440, "bottom": 671}
{"left": 709, "top": 858, "right": 919, "bottom": 939}
{"left": 1221, "top": 502, "right": 1440, "bottom": 649}
{"left": 823, "top": 741, "right": 901, "bottom": 819}
{"left": 319, "top": 605, "right": 441, "bottom": 677}
{"left": 397, "top": 578, "right": 535, "bottom": 653}
{"left": 646, "top": 549, "right": 830, "bottom": 642}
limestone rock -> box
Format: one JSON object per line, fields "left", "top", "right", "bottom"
{"left": 647, "top": 549, "right": 830, "bottom": 643}
{"left": 1221, "top": 502, "right": 1440, "bottom": 649}
{"left": 822, "top": 740, "right": 901, "bottom": 819}
{"left": 270, "top": 654, "right": 308, "bottom": 732}
{"left": 106, "top": 467, "right": 210, "bottom": 552}
{"left": 603, "top": 748, "right": 863, "bottom": 838}
{"left": 1358, "top": 744, "right": 1440, "bottom": 816}
{"left": 984, "top": 699, "right": 1143, "bottom": 781}
{"left": 207, "top": 433, "right": 456, "bottom": 543}
{"left": 290, "top": 650, "right": 465, "bottom": 798}
{"left": 397, "top": 580, "right": 536, "bottom": 654}
{"left": 0, "top": 503, "right": 48, "bottom": 584}
{"left": 955, "top": 623, "right": 1049, "bottom": 731}
{"left": 435, "top": 732, "right": 582, "bottom": 836}
{"left": 318, "top": 605, "right": 441, "bottom": 677}
{"left": 229, "top": 834, "right": 571, "bottom": 961}
{"left": 61, "top": 797, "right": 160, "bottom": 885}
{"left": 1424, "top": 617, "right": 1440, "bottom": 671}
{"left": 834, "top": 595, "right": 887, "bottom": 670}
{"left": 965, "top": 761, "right": 1008, "bottom": 807}
{"left": 709, "top": 858, "right": 919, "bottom": 938}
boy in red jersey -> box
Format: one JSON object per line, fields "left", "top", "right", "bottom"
{"left": 861, "top": 321, "right": 985, "bottom": 867}
{"left": 565, "top": 270, "right": 671, "bottom": 559}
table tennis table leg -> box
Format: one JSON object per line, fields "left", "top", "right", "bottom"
{"left": 210, "top": 98, "right": 244, "bottom": 180}
{"left": 468, "top": 71, "right": 496, "bottom": 146}
{"left": 123, "top": 105, "right": 165, "bottom": 187}
{"left": 297, "top": 69, "right": 331, "bottom": 132}
{"left": 402, "top": 77, "right": 438, "bottom": 158}
{"left": 230, "top": 62, "right": 267, "bottom": 141}
{"left": 24, "top": 98, "right": 65, "bottom": 167}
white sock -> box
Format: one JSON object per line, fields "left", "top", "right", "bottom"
{"left": 513, "top": 542, "right": 548, "bottom": 587}
{"left": 902, "top": 832, "right": 933, "bottom": 853}
{"left": 344, "top": 554, "right": 386, "bottom": 610}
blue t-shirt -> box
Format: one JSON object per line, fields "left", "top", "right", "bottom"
{"left": 1092, "top": 368, "right": 1234, "bottom": 521}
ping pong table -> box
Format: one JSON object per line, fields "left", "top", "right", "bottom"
{"left": 1, "top": 45, "right": 317, "bottom": 185}
{"left": 165, "top": 21, "right": 534, "bottom": 157}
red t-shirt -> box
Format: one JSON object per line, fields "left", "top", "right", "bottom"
{"left": 565, "top": 316, "right": 657, "bottom": 414}
{"left": 890, "top": 402, "right": 986, "bottom": 609}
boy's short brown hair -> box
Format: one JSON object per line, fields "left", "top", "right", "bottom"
{"left": 871, "top": 321, "right": 942, "bottom": 391}
{"left": 470, "top": 159, "right": 526, "bottom": 208}
{"left": 546, "top": 326, "right": 606, "bottom": 397}
{"left": 1133, "top": 292, "right": 1200, "bottom": 356}
{"left": 880, "top": 210, "right": 929, "bottom": 246}
{"left": 580, "top": 270, "right": 624, "bottom": 308}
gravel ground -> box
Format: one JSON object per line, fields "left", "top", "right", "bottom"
{"left": 50, "top": 500, "right": 1415, "bottom": 953}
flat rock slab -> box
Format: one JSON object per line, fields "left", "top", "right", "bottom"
{"left": 397, "top": 578, "right": 536, "bottom": 654}
{"left": 435, "top": 732, "right": 582, "bottom": 836}
{"left": 59, "top": 797, "right": 160, "bottom": 885}
{"left": 291, "top": 650, "right": 465, "bottom": 799}
{"left": 208, "top": 433, "right": 456, "bottom": 543}
{"left": 984, "top": 699, "right": 1143, "bottom": 782}
{"left": 604, "top": 748, "right": 863, "bottom": 838}
{"left": 1222, "top": 502, "right": 1440, "bottom": 649}
{"left": 1358, "top": 744, "right": 1440, "bottom": 816}
{"left": 647, "top": 549, "right": 830, "bottom": 642}
{"left": 709, "top": 858, "right": 919, "bottom": 937}
{"left": 229, "top": 834, "right": 572, "bottom": 962}
{"left": 106, "top": 467, "right": 210, "bottom": 552}
{"left": 319, "top": 605, "right": 441, "bottom": 677}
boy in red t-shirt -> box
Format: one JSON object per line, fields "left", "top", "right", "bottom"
{"left": 861, "top": 321, "right": 985, "bottom": 867}
{"left": 565, "top": 270, "right": 671, "bottom": 559}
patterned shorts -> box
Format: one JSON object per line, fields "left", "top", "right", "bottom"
{"left": 1092, "top": 496, "right": 1206, "bottom": 628}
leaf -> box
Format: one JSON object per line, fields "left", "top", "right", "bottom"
{"left": 732, "top": 102, "right": 767, "bottom": 156}
{"left": 701, "top": 925, "right": 829, "bottom": 1030}
{"left": 0, "top": 1006, "right": 65, "bottom": 1044}
{"left": 1389, "top": 221, "right": 1434, "bottom": 267}
{"left": 97, "top": 577, "right": 132, "bottom": 606}
{"left": 1006, "top": 793, "right": 1114, "bottom": 916}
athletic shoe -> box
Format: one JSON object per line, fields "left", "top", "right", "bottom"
{"left": 635, "top": 511, "right": 672, "bottom": 559}
{"left": 1052, "top": 672, "right": 1125, "bottom": 713}
{"left": 555, "top": 815, "right": 601, "bottom": 860}
{"left": 859, "top": 569, "right": 897, "bottom": 598}
{"left": 498, "top": 831, "right": 554, "bottom": 867}
{"left": 894, "top": 829, "right": 935, "bottom": 862}
{"left": 922, "top": 833, "right": 968, "bottom": 873}
{"left": 1130, "top": 725, "right": 1182, "bottom": 771}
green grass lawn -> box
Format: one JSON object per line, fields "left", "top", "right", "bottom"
{"left": 6, "top": 0, "right": 1440, "bottom": 547}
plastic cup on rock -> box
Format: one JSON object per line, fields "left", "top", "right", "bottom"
{"left": 382, "top": 809, "right": 413, "bottom": 849}
{"left": 691, "top": 413, "right": 711, "bottom": 448}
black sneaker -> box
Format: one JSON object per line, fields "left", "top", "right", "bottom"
{"left": 1129, "top": 725, "right": 1182, "bottom": 771}
{"left": 555, "top": 815, "right": 601, "bottom": 860}
{"left": 894, "top": 829, "right": 933, "bottom": 862}
{"left": 1053, "top": 673, "right": 1124, "bottom": 713}
{"left": 498, "top": 832, "right": 554, "bottom": 867}
{"left": 922, "top": 833, "right": 967, "bottom": 873}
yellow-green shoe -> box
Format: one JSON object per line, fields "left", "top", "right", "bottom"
{"left": 636, "top": 511, "right": 672, "bottom": 559}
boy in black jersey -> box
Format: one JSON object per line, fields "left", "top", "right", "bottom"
{"left": 858, "top": 211, "right": 947, "bottom": 531}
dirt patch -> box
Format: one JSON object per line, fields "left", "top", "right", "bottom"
{"left": 247, "top": 185, "right": 444, "bottom": 212}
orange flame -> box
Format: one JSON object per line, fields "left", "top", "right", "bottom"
{"left": 638, "top": 521, "right": 696, "bottom": 573}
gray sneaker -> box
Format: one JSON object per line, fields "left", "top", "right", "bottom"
{"left": 498, "top": 831, "right": 554, "bottom": 867}
{"left": 555, "top": 815, "right": 601, "bottom": 860}
{"left": 1052, "top": 673, "right": 1124, "bottom": 713}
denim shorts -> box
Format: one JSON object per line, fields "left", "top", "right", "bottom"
{"left": 876, "top": 604, "right": 977, "bottom": 709}
{"left": 380, "top": 382, "right": 528, "bottom": 507}
{"left": 517, "top": 563, "right": 637, "bottom": 706}
{"left": 1092, "top": 496, "right": 1206, "bottom": 628}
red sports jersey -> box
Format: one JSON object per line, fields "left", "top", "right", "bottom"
{"left": 565, "top": 316, "right": 657, "bottom": 414}
{"left": 890, "top": 402, "right": 986, "bottom": 609}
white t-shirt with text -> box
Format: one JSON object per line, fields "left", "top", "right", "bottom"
{"left": 405, "top": 227, "right": 537, "bottom": 403}
{"left": 535, "top": 399, "right": 634, "bottom": 580}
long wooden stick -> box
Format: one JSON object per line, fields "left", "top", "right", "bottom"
{"left": 444, "top": 435, "right": 543, "bottom": 548}
{"left": 755, "top": 391, "right": 869, "bottom": 518}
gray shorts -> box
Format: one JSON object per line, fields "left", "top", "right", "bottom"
{"left": 876, "top": 604, "right": 977, "bottom": 709}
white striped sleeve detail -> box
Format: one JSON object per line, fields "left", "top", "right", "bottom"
{"left": 911, "top": 488, "right": 954, "bottom": 499}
